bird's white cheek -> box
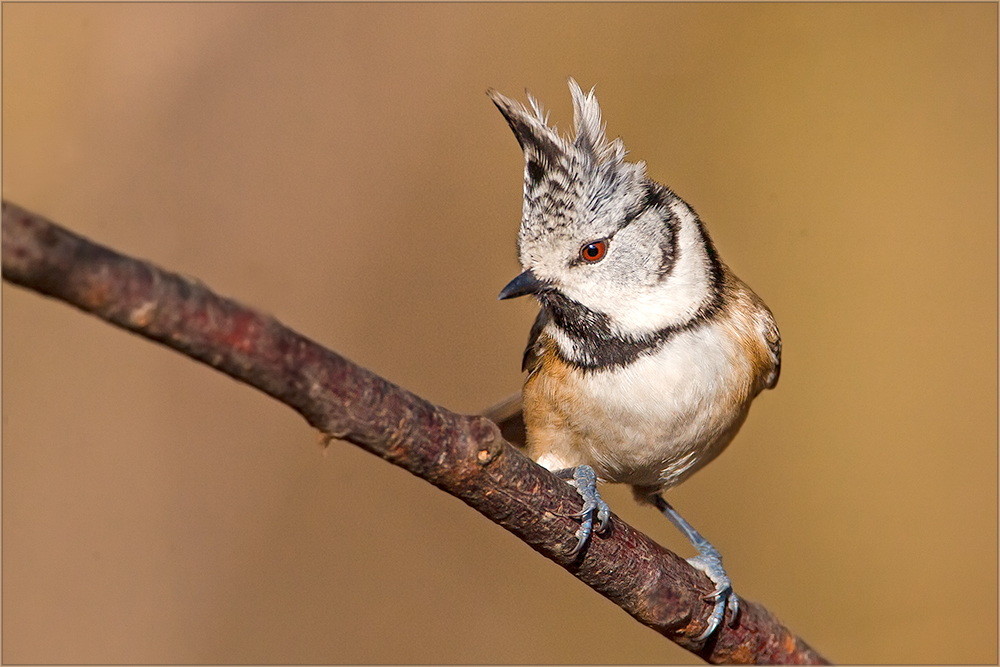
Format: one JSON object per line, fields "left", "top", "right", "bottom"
{"left": 573, "top": 204, "right": 714, "bottom": 337}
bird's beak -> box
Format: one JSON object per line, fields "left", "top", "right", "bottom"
{"left": 498, "top": 269, "right": 547, "bottom": 300}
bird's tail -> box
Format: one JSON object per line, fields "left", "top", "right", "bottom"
{"left": 480, "top": 392, "right": 527, "bottom": 449}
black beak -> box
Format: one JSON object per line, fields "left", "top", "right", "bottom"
{"left": 498, "top": 269, "right": 547, "bottom": 300}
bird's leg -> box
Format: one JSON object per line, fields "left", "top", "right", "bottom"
{"left": 650, "top": 493, "right": 739, "bottom": 642}
{"left": 552, "top": 465, "right": 611, "bottom": 555}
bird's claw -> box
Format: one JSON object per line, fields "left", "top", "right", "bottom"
{"left": 687, "top": 552, "right": 740, "bottom": 642}
{"left": 555, "top": 465, "right": 612, "bottom": 555}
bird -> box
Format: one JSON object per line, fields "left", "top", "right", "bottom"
{"left": 483, "top": 79, "right": 781, "bottom": 642}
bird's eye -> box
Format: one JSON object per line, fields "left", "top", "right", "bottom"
{"left": 580, "top": 240, "right": 608, "bottom": 263}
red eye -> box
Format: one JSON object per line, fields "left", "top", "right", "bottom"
{"left": 580, "top": 240, "right": 608, "bottom": 263}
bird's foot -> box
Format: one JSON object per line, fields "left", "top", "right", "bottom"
{"left": 686, "top": 544, "right": 740, "bottom": 642}
{"left": 651, "top": 494, "right": 739, "bottom": 642}
{"left": 553, "top": 465, "right": 611, "bottom": 555}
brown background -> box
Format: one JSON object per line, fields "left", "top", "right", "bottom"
{"left": 3, "top": 3, "right": 996, "bottom": 664}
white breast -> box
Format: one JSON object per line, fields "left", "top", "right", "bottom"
{"left": 557, "top": 322, "right": 756, "bottom": 488}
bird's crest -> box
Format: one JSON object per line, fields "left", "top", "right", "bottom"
{"left": 488, "top": 78, "right": 626, "bottom": 169}
{"left": 490, "top": 78, "right": 653, "bottom": 261}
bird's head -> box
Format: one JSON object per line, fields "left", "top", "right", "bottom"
{"left": 491, "top": 80, "right": 722, "bottom": 361}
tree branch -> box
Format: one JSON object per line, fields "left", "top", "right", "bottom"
{"left": 2, "top": 200, "right": 829, "bottom": 664}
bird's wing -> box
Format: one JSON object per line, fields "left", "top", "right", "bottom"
{"left": 522, "top": 308, "right": 547, "bottom": 374}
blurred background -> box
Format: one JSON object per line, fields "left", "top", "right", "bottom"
{"left": 3, "top": 4, "right": 996, "bottom": 664}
